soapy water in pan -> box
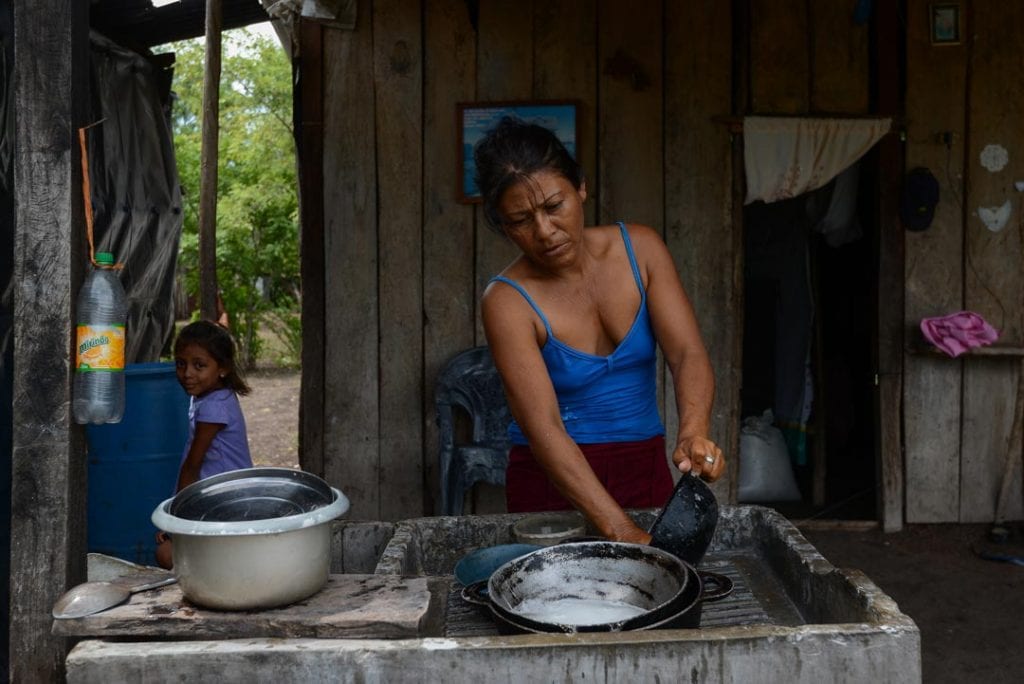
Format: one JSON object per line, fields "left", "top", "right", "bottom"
{"left": 512, "top": 596, "right": 648, "bottom": 625}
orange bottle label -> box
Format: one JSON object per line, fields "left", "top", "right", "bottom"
{"left": 76, "top": 325, "right": 126, "bottom": 371}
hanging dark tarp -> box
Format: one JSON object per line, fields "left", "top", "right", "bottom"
{"left": 87, "top": 31, "right": 183, "bottom": 363}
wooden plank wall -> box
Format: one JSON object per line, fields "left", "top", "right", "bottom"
{"left": 311, "top": 0, "right": 737, "bottom": 518}
{"left": 321, "top": 12, "right": 380, "bottom": 515}
{"left": 664, "top": 1, "right": 735, "bottom": 502}
{"left": 960, "top": 1, "right": 1024, "bottom": 522}
{"left": 750, "top": 0, "right": 809, "bottom": 114}
{"left": 10, "top": 0, "right": 89, "bottom": 680}
{"left": 749, "top": 0, "right": 871, "bottom": 115}
{"left": 374, "top": 0, "right": 424, "bottom": 520}
{"left": 421, "top": 0, "right": 477, "bottom": 515}
{"left": 313, "top": 0, "right": 900, "bottom": 520}
{"left": 903, "top": 0, "right": 966, "bottom": 522}
{"left": 904, "top": 0, "right": 1024, "bottom": 522}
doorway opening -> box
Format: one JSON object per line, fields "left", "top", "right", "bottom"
{"left": 160, "top": 22, "right": 301, "bottom": 471}
{"left": 740, "top": 155, "right": 879, "bottom": 520}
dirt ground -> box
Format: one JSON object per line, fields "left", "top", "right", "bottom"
{"left": 242, "top": 370, "right": 1024, "bottom": 682}
{"left": 238, "top": 367, "right": 301, "bottom": 469}
{"left": 805, "top": 523, "right": 1024, "bottom": 683}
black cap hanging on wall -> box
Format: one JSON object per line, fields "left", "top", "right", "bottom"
{"left": 900, "top": 167, "right": 940, "bottom": 231}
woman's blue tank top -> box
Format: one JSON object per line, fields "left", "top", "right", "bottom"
{"left": 490, "top": 222, "right": 665, "bottom": 445}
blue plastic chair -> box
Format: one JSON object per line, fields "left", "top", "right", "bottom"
{"left": 435, "top": 346, "right": 512, "bottom": 515}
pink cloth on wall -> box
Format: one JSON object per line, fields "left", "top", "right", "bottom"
{"left": 920, "top": 311, "right": 999, "bottom": 357}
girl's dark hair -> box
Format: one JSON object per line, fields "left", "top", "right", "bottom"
{"left": 473, "top": 116, "right": 584, "bottom": 232}
{"left": 174, "top": 320, "right": 251, "bottom": 396}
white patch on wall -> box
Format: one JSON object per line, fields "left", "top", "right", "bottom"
{"left": 979, "top": 144, "right": 1009, "bottom": 172}
{"left": 977, "top": 201, "right": 1011, "bottom": 232}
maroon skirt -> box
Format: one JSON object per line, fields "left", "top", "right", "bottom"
{"left": 505, "top": 435, "right": 675, "bottom": 513}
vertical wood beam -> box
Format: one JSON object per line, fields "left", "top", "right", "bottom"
{"left": 875, "top": 0, "right": 906, "bottom": 531}
{"left": 422, "top": 0, "right": 476, "bottom": 515}
{"left": 374, "top": 0, "right": 424, "bottom": 520}
{"left": 321, "top": 6, "right": 379, "bottom": 518}
{"left": 10, "top": 0, "right": 89, "bottom": 680}
{"left": 198, "top": 0, "right": 222, "bottom": 321}
{"left": 665, "top": 0, "right": 736, "bottom": 502}
{"left": 297, "top": 19, "right": 325, "bottom": 477}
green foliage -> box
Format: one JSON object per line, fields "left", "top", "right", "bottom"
{"left": 163, "top": 28, "right": 299, "bottom": 369}
{"left": 264, "top": 307, "right": 303, "bottom": 368}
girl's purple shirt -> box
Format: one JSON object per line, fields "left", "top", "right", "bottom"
{"left": 181, "top": 387, "right": 253, "bottom": 481}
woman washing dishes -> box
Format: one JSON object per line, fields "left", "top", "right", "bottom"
{"left": 478, "top": 118, "right": 724, "bottom": 544}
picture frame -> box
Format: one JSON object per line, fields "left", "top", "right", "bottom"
{"left": 929, "top": 3, "right": 961, "bottom": 46}
{"left": 457, "top": 101, "right": 578, "bottom": 203}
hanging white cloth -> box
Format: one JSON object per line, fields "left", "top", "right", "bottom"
{"left": 743, "top": 116, "right": 891, "bottom": 205}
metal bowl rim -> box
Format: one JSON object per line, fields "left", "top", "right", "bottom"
{"left": 168, "top": 467, "right": 334, "bottom": 515}
{"left": 151, "top": 468, "right": 349, "bottom": 536}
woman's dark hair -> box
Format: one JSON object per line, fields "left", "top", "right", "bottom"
{"left": 473, "top": 116, "right": 584, "bottom": 231}
{"left": 174, "top": 320, "right": 251, "bottom": 395}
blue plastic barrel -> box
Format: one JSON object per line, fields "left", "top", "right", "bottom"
{"left": 86, "top": 362, "right": 189, "bottom": 566}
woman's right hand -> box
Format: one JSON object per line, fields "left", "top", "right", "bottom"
{"left": 673, "top": 435, "right": 725, "bottom": 482}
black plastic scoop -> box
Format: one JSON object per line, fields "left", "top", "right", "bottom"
{"left": 647, "top": 472, "right": 719, "bottom": 565}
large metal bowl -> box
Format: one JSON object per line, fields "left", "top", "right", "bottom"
{"left": 166, "top": 467, "right": 338, "bottom": 524}
{"left": 151, "top": 467, "right": 349, "bottom": 610}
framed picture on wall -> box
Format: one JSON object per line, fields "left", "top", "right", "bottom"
{"left": 457, "top": 101, "right": 578, "bottom": 203}
{"left": 929, "top": 3, "right": 961, "bottom": 45}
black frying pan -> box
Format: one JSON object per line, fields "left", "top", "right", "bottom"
{"left": 648, "top": 472, "right": 719, "bottom": 565}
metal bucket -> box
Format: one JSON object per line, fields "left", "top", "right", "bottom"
{"left": 151, "top": 468, "right": 350, "bottom": 610}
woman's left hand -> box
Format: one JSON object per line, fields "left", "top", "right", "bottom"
{"left": 673, "top": 436, "right": 725, "bottom": 482}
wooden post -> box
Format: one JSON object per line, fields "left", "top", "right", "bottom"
{"left": 10, "top": 0, "right": 89, "bottom": 680}
{"left": 875, "top": 0, "right": 907, "bottom": 532}
{"left": 297, "top": 19, "right": 326, "bottom": 477}
{"left": 198, "top": 0, "right": 222, "bottom": 321}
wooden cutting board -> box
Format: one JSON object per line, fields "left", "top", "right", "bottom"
{"left": 52, "top": 574, "right": 441, "bottom": 640}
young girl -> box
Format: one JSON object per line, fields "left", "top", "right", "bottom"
{"left": 155, "top": 320, "right": 252, "bottom": 568}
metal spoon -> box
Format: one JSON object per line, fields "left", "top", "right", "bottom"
{"left": 52, "top": 575, "right": 178, "bottom": 619}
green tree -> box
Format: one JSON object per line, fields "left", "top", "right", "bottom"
{"left": 165, "top": 28, "right": 299, "bottom": 369}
